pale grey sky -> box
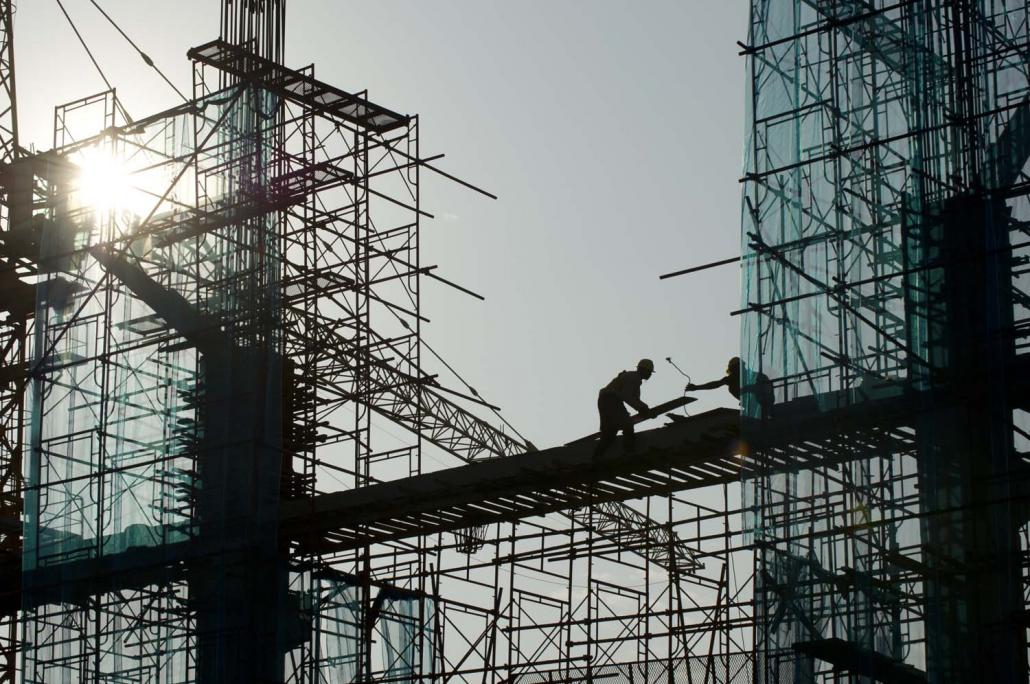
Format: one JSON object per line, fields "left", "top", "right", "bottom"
{"left": 15, "top": 1, "right": 747, "bottom": 449}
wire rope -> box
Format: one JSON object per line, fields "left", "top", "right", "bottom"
{"left": 86, "top": 0, "right": 190, "bottom": 103}
{"left": 53, "top": 0, "right": 133, "bottom": 123}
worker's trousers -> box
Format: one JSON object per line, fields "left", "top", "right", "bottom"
{"left": 595, "top": 391, "right": 633, "bottom": 457}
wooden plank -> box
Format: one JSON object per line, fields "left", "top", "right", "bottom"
{"left": 565, "top": 396, "right": 698, "bottom": 446}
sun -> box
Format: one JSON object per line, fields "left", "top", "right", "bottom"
{"left": 71, "top": 144, "right": 154, "bottom": 218}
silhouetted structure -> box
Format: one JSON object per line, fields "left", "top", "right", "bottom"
{"left": 741, "top": 2, "right": 1030, "bottom": 682}
{"left": 0, "top": 2, "right": 753, "bottom": 682}
{"left": 12, "top": 1, "right": 1025, "bottom": 681}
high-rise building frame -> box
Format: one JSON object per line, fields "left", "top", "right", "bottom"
{"left": 14, "top": 1, "right": 1030, "bottom": 682}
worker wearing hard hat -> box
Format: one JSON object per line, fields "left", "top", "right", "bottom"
{"left": 595, "top": 359, "right": 654, "bottom": 456}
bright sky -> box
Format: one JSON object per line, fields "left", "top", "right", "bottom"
{"left": 15, "top": 1, "right": 747, "bottom": 450}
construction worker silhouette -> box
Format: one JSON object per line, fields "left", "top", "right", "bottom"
{"left": 687, "top": 356, "right": 774, "bottom": 417}
{"left": 595, "top": 359, "right": 654, "bottom": 456}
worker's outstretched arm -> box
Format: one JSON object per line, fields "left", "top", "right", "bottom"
{"left": 686, "top": 377, "right": 727, "bottom": 391}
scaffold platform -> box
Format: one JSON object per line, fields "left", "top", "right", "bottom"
{"left": 281, "top": 407, "right": 742, "bottom": 553}
{"left": 187, "top": 39, "right": 410, "bottom": 133}
{"left": 282, "top": 366, "right": 1030, "bottom": 556}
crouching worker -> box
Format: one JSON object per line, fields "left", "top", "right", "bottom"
{"left": 595, "top": 358, "right": 654, "bottom": 457}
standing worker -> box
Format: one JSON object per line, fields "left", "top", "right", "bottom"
{"left": 595, "top": 359, "right": 655, "bottom": 456}
{"left": 687, "top": 356, "right": 774, "bottom": 417}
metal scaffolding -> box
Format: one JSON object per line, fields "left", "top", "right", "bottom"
{"left": 741, "top": 1, "right": 1030, "bottom": 682}
{"left": 17, "top": 0, "right": 1030, "bottom": 682}
{"left": 0, "top": 0, "right": 22, "bottom": 681}
{"left": 0, "top": 2, "right": 756, "bottom": 682}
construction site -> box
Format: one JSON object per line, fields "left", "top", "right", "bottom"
{"left": 0, "top": 0, "right": 1028, "bottom": 682}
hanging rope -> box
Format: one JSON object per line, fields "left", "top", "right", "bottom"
{"left": 87, "top": 0, "right": 189, "bottom": 103}
{"left": 53, "top": 0, "right": 133, "bottom": 123}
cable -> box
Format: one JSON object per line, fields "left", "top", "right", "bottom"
{"left": 54, "top": 0, "right": 133, "bottom": 123}
{"left": 665, "top": 356, "right": 691, "bottom": 384}
{"left": 381, "top": 279, "right": 534, "bottom": 449}
{"left": 667, "top": 357, "right": 692, "bottom": 417}
{"left": 87, "top": 0, "right": 190, "bottom": 103}
{"left": 420, "top": 334, "right": 534, "bottom": 447}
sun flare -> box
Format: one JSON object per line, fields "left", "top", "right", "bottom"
{"left": 72, "top": 145, "right": 154, "bottom": 218}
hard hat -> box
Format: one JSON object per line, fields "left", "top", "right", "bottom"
{"left": 637, "top": 358, "right": 655, "bottom": 374}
